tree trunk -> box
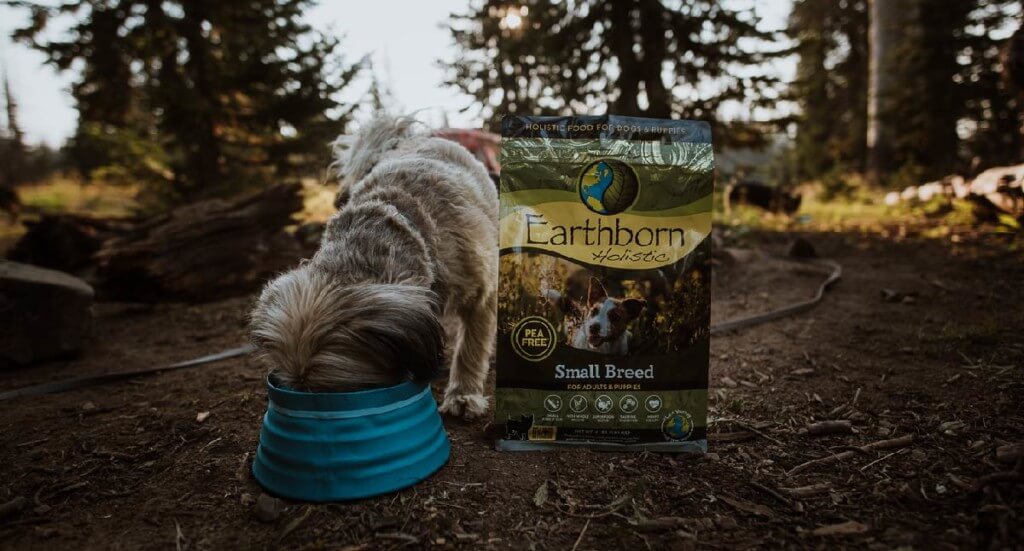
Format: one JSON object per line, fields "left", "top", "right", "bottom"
{"left": 608, "top": 0, "right": 642, "bottom": 115}
{"left": 866, "top": 0, "right": 909, "bottom": 182}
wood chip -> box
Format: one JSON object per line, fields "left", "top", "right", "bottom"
{"left": 0, "top": 496, "right": 27, "bottom": 520}
{"left": 720, "top": 495, "right": 774, "bottom": 518}
{"left": 972, "top": 471, "right": 1023, "bottom": 493}
{"left": 533, "top": 480, "right": 548, "bottom": 508}
{"left": 253, "top": 493, "right": 283, "bottom": 523}
{"left": 711, "top": 431, "right": 756, "bottom": 443}
{"left": 196, "top": 411, "right": 210, "bottom": 423}
{"left": 804, "top": 420, "right": 854, "bottom": 437}
{"left": 630, "top": 517, "right": 691, "bottom": 533}
{"left": 780, "top": 483, "right": 832, "bottom": 497}
{"left": 996, "top": 443, "right": 1024, "bottom": 464}
{"left": 813, "top": 520, "right": 869, "bottom": 536}
{"left": 279, "top": 506, "right": 313, "bottom": 541}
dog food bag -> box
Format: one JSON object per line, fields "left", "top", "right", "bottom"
{"left": 496, "top": 115, "right": 713, "bottom": 452}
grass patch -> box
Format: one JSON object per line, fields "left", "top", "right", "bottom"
{"left": 17, "top": 176, "right": 140, "bottom": 218}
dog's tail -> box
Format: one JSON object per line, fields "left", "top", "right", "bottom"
{"left": 331, "top": 114, "right": 419, "bottom": 197}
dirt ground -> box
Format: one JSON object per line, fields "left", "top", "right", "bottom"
{"left": 1, "top": 227, "right": 1022, "bottom": 550}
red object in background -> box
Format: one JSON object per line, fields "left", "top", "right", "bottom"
{"left": 433, "top": 129, "right": 501, "bottom": 175}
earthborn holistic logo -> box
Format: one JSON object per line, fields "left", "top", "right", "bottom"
{"left": 510, "top": 316, "right": 557, "bottom": 361}
{"left": 661, "top": 410, "right": 695, "bottom": 442}
{"left": 578, "top": 159, "right": 639, "bottom": 215}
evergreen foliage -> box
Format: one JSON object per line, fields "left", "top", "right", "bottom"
{"left": 13, "top": 0, "right": 362, "bottom": 204}
{"left": 790, "top": 0, "right": 1022, "bottom": 184}
{"left": 445, "top": 0, "right": 787, "bottom": 146}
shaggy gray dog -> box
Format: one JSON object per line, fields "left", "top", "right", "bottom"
{"left": 250, "top": 115, "right": 497, "bottom": 418}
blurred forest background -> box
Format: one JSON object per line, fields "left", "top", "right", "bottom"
{"left": 1, "top": 0, "right": 1023, "bottom": 298}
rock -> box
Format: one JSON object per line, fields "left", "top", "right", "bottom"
{"left": 787, "top": 237, "right": 817, "bottom": 259}
{"left": 253, "top": 493, "right": 283, "bottom": 523}
{"left": 0, "top": 261, "right": 94, "bottom": 367}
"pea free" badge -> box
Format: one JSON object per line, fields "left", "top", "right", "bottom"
{"left": 510, "top": 316, "right": 557, "bottom": 361}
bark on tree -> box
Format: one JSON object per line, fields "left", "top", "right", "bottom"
{"left": 867, "top": 0, "right": 910, "bottom": 182}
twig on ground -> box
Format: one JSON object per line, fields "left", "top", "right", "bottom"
{"left": 803, "top": 420, "right": 854, "bottom": 437}
{"left": 972, "top": 471, "right": 1023, "bottom": 494}
{"left": 779, "top": 483, "right": 832, "bottom": 497}
{"left": 174, "top": 520, "right": 186, "bottom": 551}
{"left": 733, "top": 421, "right": 785, "bottom": 446}
{"left": 859, "top": 449, "right": 906, "bottom": 471}
{"left": 787, "top": 434, "right": 914, "bottom": 476}
{"left": 996, "top": 443, "right": 1023, "bottom": 464}
{"left": 749, "top": 481, "right": 802, "bottom": 512}
{"left": 14, "top": 438, "right": 49, "bottom": 449}
{"left": 571, "top": 518, "right": 590, "bottom": 551}
{"left": 375, "top": 532, "right": 419, "bottom": 544}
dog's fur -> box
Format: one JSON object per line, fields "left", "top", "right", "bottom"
{"left": 250, "top": 114, "right": 498, "bottom": 418}
{"left": 546, "top": 278, "right": 645, "bottom": 355}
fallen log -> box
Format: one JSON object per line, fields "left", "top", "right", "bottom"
{"left": 7, "top": 213, "right": 137, "bottom": 272}
{"left": 93, "top": 183, "right": 304, "bottom": 301}
{"left": 884, "top": 165, "right": 1024, "bottom": 224}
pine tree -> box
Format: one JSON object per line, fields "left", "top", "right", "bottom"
{"left": 445, "top": 0, "right": 786, "bottom": 146}
{"left": 792, "top": 0, "right": 1020, "bottom": 184}
{"left": 14, "top": 0, "right": 362, "bottom": 205}
{"left": 1, "top": 64, "right": 27, "bottom": 194}
{"left": 789, "top": 0, "right": 869, "bottom": 180}
{"left": 885, "top": 0, "right": 1020, "bottom": 180}
{"left": 956, "top": 2, "right": 1023, "bottom": 171}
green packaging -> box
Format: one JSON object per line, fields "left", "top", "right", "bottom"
{"left": 496, "top": 115, "right": 713, "bottom": 452}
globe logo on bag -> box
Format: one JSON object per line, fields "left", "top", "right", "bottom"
{"left": 661, "top": 410, "right": 694, "bottom": 441}
{"left": 578, "top": 159, "right": 639, "bottom": 215}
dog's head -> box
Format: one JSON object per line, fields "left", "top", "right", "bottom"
{"left": 250, "top": 265, "right": 444, "bottom": 392}
{"left": 549, "top": 277, "right": 645, "bottom": 350}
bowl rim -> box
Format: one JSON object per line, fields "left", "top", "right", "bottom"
{"left": 266, "top": 376, "right": 428, "bottom": 413}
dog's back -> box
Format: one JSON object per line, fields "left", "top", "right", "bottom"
{"left": 332, "top": 116, "right": 498, "bottom": 307}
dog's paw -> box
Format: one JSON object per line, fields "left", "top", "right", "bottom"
{"left": 439, "top": 392, "right": 489, "bottom": 419}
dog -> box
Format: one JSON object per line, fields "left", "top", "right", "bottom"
{"left": 723, "top": 179, "right": 802, "bottom": 215}
{"left": 545, "top": 277, "right": 645, "bottom": 355}
{"left": 249, "top": 114, "right": 498, "bottom": 419}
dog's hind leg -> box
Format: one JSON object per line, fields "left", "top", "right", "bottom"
{"left": 439, "top": 292, "right": 495, "bottom": 419}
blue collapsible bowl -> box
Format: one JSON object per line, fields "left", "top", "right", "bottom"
{"left": 252, "top": 377, "right": 450, "bottom": 502}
